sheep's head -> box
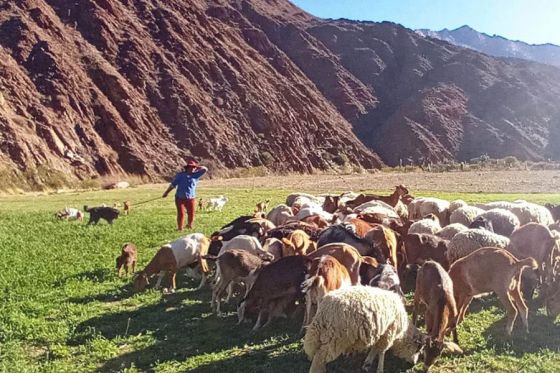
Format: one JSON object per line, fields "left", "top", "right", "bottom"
{"left": 132, "top": 272, "right": 149, "bottom": 292}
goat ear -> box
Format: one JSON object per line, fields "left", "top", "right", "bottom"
{"left": 281, "top": 238, "right": 292, "bottom": 246}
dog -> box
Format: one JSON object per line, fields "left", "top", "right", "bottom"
{"left": 116, "top": 243, "right": 137, "bottom": 276}
{"left": 84, "top": 205, "right": 120, "bottom": 225}
{"left": 207, "top": 196, "right": 228, "bottom": 211}
{"left": 198, "top": 198, "right": 205, "bottom": 211}
{"left": 123, "top": 201, "right": 130, "bottom": 215}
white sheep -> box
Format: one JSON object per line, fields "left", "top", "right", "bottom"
{"left": 437, "top": 223, "right": 468, "bottom": 240}
{"left": 449, "top": 206, "right": 485, "bottom": 226}
{"left": 354, "top": 200, "right": 400, "bottom": 220}
{"left": 475, "top": 208, "right": 520, "bottom": 236}
{"left": 286, "top": 193, "right": 321, "bottom": 207}
{"left": 304, "top": 286, "right": 423, "bottom": 373}
{"left": 449, "top": 199, "right": 468, "bottom": 214}
{"left": 408, "top": 197, "right": 450, "bottom": 225}
{"left": 408, "top": 218, "right": 442, "bottom": 235}
{"left": 217, "top": 235, "right": 269, "bottom": 257}
{"left": 478, "top": 201, "right": 554, "bottom": 226}
{"left": 447, "top": 228, "right": 510, "bottom": 264}
{"left": 266, "top": 204, "right": 294, "bottom": 226}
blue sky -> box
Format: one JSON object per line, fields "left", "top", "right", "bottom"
{"left": 290, "top": 0, "right": 560, "bottom": 45}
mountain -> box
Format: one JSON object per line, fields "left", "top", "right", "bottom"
{"left": 417, "top": 25, "right": 560, "bottom": 67}
{"left": 1, "top": 0, "right": 560, "bottom": 188}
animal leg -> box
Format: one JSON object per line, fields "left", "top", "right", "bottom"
{"left": 252, "top": 309, "right": 265, "bottom": 332}
{"left": 225, "top": 282, "right": 235, "bottom": 303}
{"left": 511, "top": 287, "right": 530, "bottom": 333}
{"left": 131, "top": 261, "right": 136, "bottom": 275}
{"left": 170, "top": 272, "right": 177, "bottom": 291}
{"left": 196, "top": 272, "right": 207, "bottom": 290}
{"left": 154, "top": 271, "right": 166, "bottom": 289}
{"left": 117, "top": 265, "right": 123, "bottom": 277}
{"left": 309, "top": 349, "right": 329, "bottom": 373}
{"left": 497, "top": 290, "right": 518, "bottom": 336}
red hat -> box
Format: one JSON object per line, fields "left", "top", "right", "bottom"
{"left": 185, "top": 160, "right": 199, "bottom": 167}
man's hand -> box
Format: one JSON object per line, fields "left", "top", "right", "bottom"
{"left": 162, "top": 191, "right": 169, "bottom": 198}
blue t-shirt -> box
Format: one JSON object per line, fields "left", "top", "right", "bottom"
{"left": 172, "top": 169, "right": 206, "bottom": 199}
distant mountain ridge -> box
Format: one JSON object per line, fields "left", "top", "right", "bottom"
{"left": 416, "top": 25, "right": 560, "bottom": 67}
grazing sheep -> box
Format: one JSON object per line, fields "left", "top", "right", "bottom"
{"left": 301, "top": 255, "right": 352, "bottom": 330}
{"left": 116, "top": 243, "right": 137, "bottom": 276}
{"left": 469, "top": 216, "right": 494, "bottom": 232}
{"left": 480, "top": 201, "right": 554, "bottom": 226}
{"left": 286, "top": 193, "right": 320, "bottom": 207}
{"left": 267, "top": 204, "right": 294, "bottom": 226}
{"left": 475, "top": 209, "right": 520, "bottom": 237}
{"left": 303, "top": 286, "right": 424, "bottom": 373}
{"left": 413, "top": 261, "right": 459, "bottom": 367}
{"left": 449, "top": 200, "right": 468, "bottom": 214}
{"left": 408, "top": 216, "right": 442, "bottom": 235}
{"left": 449, "top": 206, "right": 485, "bottom": 226}
{"left": 449, "top": 247, "right": 538, "bottom": 336}
{"left": 353, "top": 200, "right": 400, "bottom": 218}
{"left": 447, "top": 229, "right": 510, "bottom": 264}
{"left": 408, "top": 197, "right": 450, "bottom": 226}
{"left": 437, "top": 223, "right": 468, "bottom": 240}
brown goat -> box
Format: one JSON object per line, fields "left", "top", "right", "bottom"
{"left": 116, "top": 243, "right": 137, "bottom": 276}
{"left": 449, "top": 247, "right": 538, "bottom": 337}
{"left": 281, "top": 229, "right": 313, "bottom": 256}
{"left": 404, "top": 234, "right": 450, "bottom": 270}
{"left": 368, "top": 225, "right": 398, "bottom": 268}
{"left": 301, "top": 215, "right": 330, "bottom": 229}
{"left": 254, "top": 199, "right": 271, "bottom": 213}
{"left": 413, "top": 261, "right": 460, "bottom": 367}
{"left": 347, "top": 218, "right": 377, "bottom": 238}
{"left": 206, "top": 249, "right": 270, "bottom": 315}
{"left": 301, "top": 255, "right": 352, "bottom": 330}
{"left": 307, "top": 243, "right": 362, "bottom": 285}
{"left": 345, "top": 185, "right": 409, "bottom": 209}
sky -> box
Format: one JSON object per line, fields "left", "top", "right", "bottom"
{"left": 290, "top": 0, "right": 560, "bottom": 45}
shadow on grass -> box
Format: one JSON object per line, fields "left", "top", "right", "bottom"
{"left": 482, "top": 312, "right": 560, "bottom": 356}
{"left": 54, "top": 268, "right": 113, "bottom": 286}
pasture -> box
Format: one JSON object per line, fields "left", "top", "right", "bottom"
{"left": 1, "top": 182, "right": 560, "bottom": 372}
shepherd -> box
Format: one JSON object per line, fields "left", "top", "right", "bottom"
{"left": 162, "top": 160, "right": 208, "bottom": 231}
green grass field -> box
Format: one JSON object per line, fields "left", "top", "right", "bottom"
{"left": 1, "top": 185, "right": 560, "bottom": 372}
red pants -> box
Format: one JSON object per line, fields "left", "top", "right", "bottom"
{"left": 176, "top": 198, "right": 196, "bottom": 231}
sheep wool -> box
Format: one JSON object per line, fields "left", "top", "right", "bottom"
{"left": 449, "top": 206, "right": 485, "bottom": 226}
{"left": 475, "top": 209, "right": 520, "bottom": 237}
{"left": 437, "top": 223, "right": 468, "bottom": 240}
{"left": 449, "top": 200, "right": 468, "bottom": 214}
{"left": 304, "top": 286, "right": 421, "bottom": 372}
{"left": 408, "top": 219, "right": 442, "bottom": 235}
{"left": 447, "top": 228, "right": 510, "bottom": 264}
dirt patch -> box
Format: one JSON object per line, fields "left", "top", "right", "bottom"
{"left": 200, "top": 170, "right": 560, "bottom": 193}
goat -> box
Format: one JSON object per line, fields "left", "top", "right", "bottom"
{"left": 307, "top": 243, "right": 362, "bottom": 285}
{"left": 254, "top": 199, "right": 271, "bottom": 213}
{"left": 301, "top": 255, "right": 352, "bottom": 330}
{"left": 207, "top": 195, "right": 228, "bottom": 211}
{"left": 345, "top": 185, "right": 409, "bottom": 210}
{"left": 281, "top": 229, "right": 314, "bottom": 256}
{"left": 448, "top": 247, "right": 538, "bottom": 338}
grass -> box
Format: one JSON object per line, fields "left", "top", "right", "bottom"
{"left": 1, "top": 185, "right": 560, "bottom": 372}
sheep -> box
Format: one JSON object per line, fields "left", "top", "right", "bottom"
{"left": 469, "top": 216, "right": 494, "bottom": 232}
{"left": 353, "top": 200, "right": 400, "bottom": 219}
{"left": 449, "top": 247, "right": 538, "bottom": 336}
{"left": 301, "top": 255, "right": 352, "bottom": 330}
{"left": 412, "top": 261, "right": 459, "bottom": 367}
{"left": 545, "top": 203, "right": 560, "bottom": 221}
{"left": 206, "top": 249, "right": 270, "bottom": 315}
{"left": 116, "top": 243, "right": 137, "bottom": 277}
{"left": 480, "top": 201, "right": 554, "bottom": 226}
{"left": 475, "top": 209, "right": 520, "bottom": 236}
{"left": 447, "top": 228, "right": 510, "bottom": 264}
{"left": 368, "top": 263, "right": 404, "bottom": 297}
{"left": 449, "top": 200, "right": 468, "bottom": 214}
{"left": 217, "top": 235, "right": 272, "bottom": 259}
{"left": 133, "top": 233, "right": 210, "bottom": 292}
{"left": 449, "top": 206, "right": 485, "bottom": 226}
{"left": 303, "top": 286, "right": 424, "bottom": 373}
{"left": 408, "top": 197, "right": 450, "bottom": 226}
{"left": 267, "top": 204, "right": 294, "bottom": 226}
{"left": 286, "top": 193, "right": 320, "bottom": 207}
{"left": 437, "top": 223, "right": 468, "bottom": 240}
{"left": 307, "top": 243, "right": 362, "bottom": 285}
{"left": 237, "top": 256, "right": 309, "bottom": 330}
{"left": 292, "top": 205, "right": 333, "bottom": 222}
{"left": 408, "top": 215, "right": 442, "bottom": 235}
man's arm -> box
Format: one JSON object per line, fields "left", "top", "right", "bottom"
{"left": 192, "top": 166, "right": 208, "bottom": 178}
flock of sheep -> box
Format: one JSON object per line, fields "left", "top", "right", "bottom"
{"left": 113, "top": 186, "right": 560, "bottom": 372}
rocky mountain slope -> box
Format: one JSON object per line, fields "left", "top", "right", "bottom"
{"left": 1, "top": 0, "right": 560, "bottom": 187}
{"left": 417, "top": 25, "right": 560, "bottom": 68}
